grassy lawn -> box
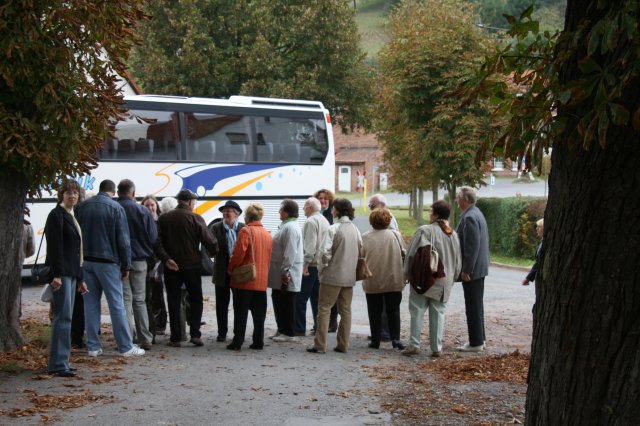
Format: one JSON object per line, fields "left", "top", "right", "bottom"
{"left": 390, "top": 208, "right": 534, "bottom": 267}
{"left": 354, "top": 0, "right": 390, "bottom": 58}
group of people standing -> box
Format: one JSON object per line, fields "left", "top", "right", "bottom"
{"left": 42, "top": 178, "right": 491, "bottom": 377}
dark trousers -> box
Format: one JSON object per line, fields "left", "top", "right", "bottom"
{"left": 71, "top": 290, "right": 84, "bottom": 346}
{"left": 272, "top": 289, "right": 296, "bottom": 337}
{"left": 164, "top": 268, "right": 203, "bottom": 342}
{"left": 231, "top": 288, "right": 266, "bottom": 348}
{"left": 295, "top": 266, "right": 319, "bottom": 333}
{"left": 365, "top": 292, "right": 402, "bottom": 346}
{"left": 215, "top": 284, "right": 232, "bottom": 338}
{"left": 151, "top": 278, "right": 167, "bottom": 331}
{"left": 145, "top": 276, "right": 158, "bottom": 337}
{"left": 462, "top": 277, "right": 486, "bottom": 347}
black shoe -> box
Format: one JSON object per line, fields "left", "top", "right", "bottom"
{"left": 216, "top": 335, "right": 226, "bottom": 342}
{"left": 249, "top": 343, "right": 263, "bottom": 350}
{"left": 50, "top": 370, "right": 76, "bottom": 377}
{"left": 226, "top": 343, "right": 241, "bottom": 351}
{"left": 306, "top": 346, "right": 324, "bottom": 353}
{"left": 333, "top": 347, "right": 346, "bottom": 353}
{"left": 392, "top": 341, "right": 406, "bottom": 350}
{"left": 368, "top": 343, "right": 380, "bottom": 349}
{"left": 71, "top": 341, "right": 86, "bottom": 349}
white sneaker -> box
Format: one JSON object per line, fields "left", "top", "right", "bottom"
{"left": 87, "top": 348, "right": 103, "bottom": 357}
{"left": 272, "top": 335, "right": 299, "bottom": 343}
{"left": 456, "top": 343, "right": 484, "bottom": 353}
{"left": 121, "top": 345, "right": 145, "bottom": 357}
{"left": 269, "top": 331, "right": 281, "bottom": 340}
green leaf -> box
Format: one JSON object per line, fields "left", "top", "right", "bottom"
{"left": 608, "top": 103, "right": 629, "bottom": 126}
{"left": 587, "top": 30, "right": 600, "bottom": 56}
{"left": 557, "top": 89, "right": 572, "bottom": 104}
{"left": 578, "top": 57, "right": 602, "bottom": 74}
{"left": 597, "top": 111, "right": 609, "bottom": 148}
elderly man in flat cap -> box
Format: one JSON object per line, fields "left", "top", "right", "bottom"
{"left": 209, "top": 200, "right": 245, "bottom": 342}
{"left": 155, "top": 189, "right": 218, "bottom": 347}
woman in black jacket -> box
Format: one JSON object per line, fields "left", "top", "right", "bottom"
{"left": 45, "top": 179, "right": 88, "bottom": 377}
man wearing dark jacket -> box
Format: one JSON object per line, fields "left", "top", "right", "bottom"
{"left": 117, "top": 179, "right": 157, "bottom": 350}
{"left": 209, "top": 200, "right": 245, "bottom": 342}
{"left": 455, "top": 186, "right": 490, "bottom": 352}
{"left": 155, "top": 189, "right": 218, "bottom": 347}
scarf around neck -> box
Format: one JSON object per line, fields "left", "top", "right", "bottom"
{"left": 223, "top": 220, "right": 239, "bottom": 254}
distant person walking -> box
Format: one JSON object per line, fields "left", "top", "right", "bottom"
{"left": 455, "top": 186, "right": 490, "bottom": 352}
{"left": 155, "top": 189, "right": 218, "bottom": 347}
{"left": 522, "top": 219, "right": 544, "bottom": 285}
{"left": 75, "top": 179, "right": 145, "bottom": 357}
{"left": 209, "top": 200, "right": 245, "bottom": 342}
{"left": 117, "top": 179, "right": 157, "bottom": 350}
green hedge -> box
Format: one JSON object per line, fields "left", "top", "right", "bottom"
{"left": 476, "top": 197, "right": 546, "bottom": 259}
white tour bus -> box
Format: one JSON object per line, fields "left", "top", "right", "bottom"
{"left": 25, "top": 94, "right": 335, "bottom": 269}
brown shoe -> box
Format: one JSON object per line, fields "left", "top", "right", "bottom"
{"left": 190, "top": 337, "right": 204, "bottom": 347}
{"left": 139, "top": 341, "right": 152, "bottom": 350}
{"left": 167, "top": 341, "right": 181, "bottom": 348}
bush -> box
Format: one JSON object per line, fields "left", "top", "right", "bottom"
{"left": 477, "top": 197, "right": 546, "bottom": 259}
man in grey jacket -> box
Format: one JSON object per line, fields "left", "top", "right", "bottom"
{"left": 295, "top": 197, "right": 330, "bottom": 336}
{"left": 455, "top": 186, "right": 490, "bottom": 352}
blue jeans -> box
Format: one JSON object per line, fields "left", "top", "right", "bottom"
{"left": 295, "top": 266, "right": 319, "bottom": 333}
{"left": 48, "top": 276, "right": 76, "bottom": 373}
{"left": 83, "top": 261, "right": 133, "bottom": 353}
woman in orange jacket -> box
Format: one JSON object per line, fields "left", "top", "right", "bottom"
{"left": 227, "top": 203, "right": 273, "bottom": 350}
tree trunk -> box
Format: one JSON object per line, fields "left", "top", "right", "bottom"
{"left": 0, "top": 172, "right": 28, "bottom": 352}
{"left": 416, "top": 187, "right": 424, "bottom": 226}
{"left": 431, "top": 178, "right": 439, "bottom": 203}
{"left": 525, "top": 2, "right": 640, "bottom": 422}
{"left": 409, "top": 186, "right": 416, "bottom": 219}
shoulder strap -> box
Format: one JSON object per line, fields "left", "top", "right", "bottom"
{"left": 392, "top": 230, "right": 404, "bottom": 255}
{"left": 247, "top": 227, "right": 254, "bottom": 263}
{"left": 35, "top": 230, "right": 45, "bottom": 260}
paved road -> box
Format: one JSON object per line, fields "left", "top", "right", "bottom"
{"left": 3, "top": 267, "right": 534, "bottom": 425}
{"left": 349, "top": 177, "right": 547, "bottom": 208}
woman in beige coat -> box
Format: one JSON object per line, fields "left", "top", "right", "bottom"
{"left": 361, "top": 208, "right": 406, "bottom": 350}
{"left": 402, "top": 200, "right": 461, "bottom": 357}
{"left": 307, "top": 198, "right": 361, "bottom": 354}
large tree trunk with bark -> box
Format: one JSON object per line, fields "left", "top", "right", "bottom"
{"left": 0, "top": 173, "right": 28, "bottom": 351}
{"left": 525, "top": 1, "right": 640, "bottom": 422}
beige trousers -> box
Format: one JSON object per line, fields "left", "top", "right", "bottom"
{"left": 313, "top": 284, "right": 353, "bottom": 352}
